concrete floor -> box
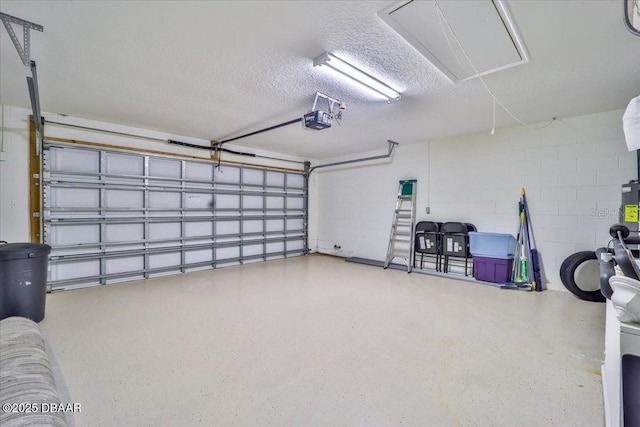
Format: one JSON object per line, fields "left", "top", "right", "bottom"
{"left": 40, "top": 254, "right": 606, "bottom": 426}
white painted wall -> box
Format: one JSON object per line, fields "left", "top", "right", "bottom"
{"left": 312, "top": 109, "right": 637, "bottom": 292}
{"left": 308, "top": 142, "right": 429, "bottom": 259}
{"left": 0, "top": 105, "right": 31, "bottom": 243}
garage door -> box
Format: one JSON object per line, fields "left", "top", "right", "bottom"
{"left": 42, "top": 140, "right": 307, "bottom": 290}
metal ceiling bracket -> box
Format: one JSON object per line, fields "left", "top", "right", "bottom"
{"left": 0, "top": 12, "right": 43, "bottom": 66}
{"left": 1, "top": 13, "right": 45, "bottom": 154}
{"left": 311, "top": 92, "right": 343, "bottom": 114}
{"left": 27, "top": 60, "right": 43, "bottom": 154}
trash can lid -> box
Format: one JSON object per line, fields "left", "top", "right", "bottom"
{"left": 0, "top": 243, "right": 51, "bottom": 260}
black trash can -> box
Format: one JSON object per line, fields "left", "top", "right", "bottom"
{"left": 0, "top": 243, "right": 52, "bottom": 322}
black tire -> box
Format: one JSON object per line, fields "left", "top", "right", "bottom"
{"left": 560, "top": 251, "right": 606, "bottom": 302}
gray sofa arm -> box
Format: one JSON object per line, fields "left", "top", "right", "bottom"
{"left": 0, "top": 316, "right": 67, "bottom": 427}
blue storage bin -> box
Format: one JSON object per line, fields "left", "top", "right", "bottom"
{"left": 469, "top": 232, "right": 516, "bottom": 258}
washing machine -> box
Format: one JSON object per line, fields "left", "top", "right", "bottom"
{"left": 621, "top": 321, "right": 640, "bottom": 426}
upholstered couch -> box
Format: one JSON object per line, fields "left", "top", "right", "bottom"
{"left": 0, "top": 316, "right": 67, "bottom": 427}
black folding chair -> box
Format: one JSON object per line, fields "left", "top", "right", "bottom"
{"left": 414, "top": 221, "right": 441, "bottom": 270}
{"left": 441, "top": 222, "right": 474, "bottom": 276}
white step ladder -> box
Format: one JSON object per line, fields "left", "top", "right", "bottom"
{"left": 384, "top": 179, "right": 417, "bottom": 272}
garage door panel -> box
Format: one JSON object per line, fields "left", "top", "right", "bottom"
{"left": 149, "top": 222, "right": 181, "bottom": 241}
{"left": 186, "top": 193, "right": 213, "bottom": 209}
{"left": 105, "top": 153, "right": 143, "bottom": 184}
{"left": 185, "top": 221, "right": 213, "bottom": 237}
{"left": 106, "top": 189, "right": 143, "bottom": 208}
{"left": 286, "top": 173, "right": 304, "bottom": 189}
{"left": 106, "top": 256, "right": 144, "bottom": 274}
{"left": 214, "top": 166, "right": 240, "bottom": 184}
{"left": 43, "top": 141, "right": 307, "bottom": 290}
{"left": 216, "top": 221, "right": 239, "bottom": 235}
{"left": 266, "top": 171, "right": 285, "bottom": 187}
{"left": 215, "top": 194, "right": 239, "bottom": 209}
{"left": 49, "top": 224, "right": 100, "bottom": 246}
{"left": 149, "top": 158, "right": 181, "bottom": 179}
{"left": 243, "top": 244, "right": 263, "bottom": 257}
{"left": 288, "top": 240, "right": 305, "bottom": 251}
{"left": 266, "top": 196, "right": 284, "bottom": 209}
{"left": 286, "top": 197, "right": 304, "bottom": 210}
{"left": 185, "top": 249, "right": 213, "bottom": 264}
{"left": 266, "top": 219, "right": 284, "bottom": 232}
{"left": 242, "top": 169, "right": 263, "bottom": 186}
{"left": 149, "top": 252, "right": 181, "bottom": 269}
{"left": 185, "top": 162, "right": 213, "bottom": 183}
{"left": 49, "top": 188, "right": 99, "bottom": 208}
{"left": 266, "top": 242, "right": 284, "bottom": 254}
{"left": 216, "top": 246, "right": 239, "bottom": 261}
{"left": 243, "top": 220, "right": 263, "bottom": 234}
{"left": 286, "top": 219, "right": 304, "bottom": 231}
{"left": 242, "top": 195, "right": 263, "bottom": 210}
{"left": 51, "top": 260, "right": 100, "bottom": 281}
{"left": 105, "top": 223, "right": 144, "bottom": 242}
{"left": 48, "top": 147, "right": 99, "bottom": 174}
{"left": 149, "top": 191, "right": 181, "bottom": 209}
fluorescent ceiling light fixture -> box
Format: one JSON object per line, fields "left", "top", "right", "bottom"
{"left": 313, "top": 52, "right": 401, "bottom": 103}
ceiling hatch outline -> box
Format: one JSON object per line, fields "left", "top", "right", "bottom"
{"left": 378, "top": 0, "right": 530, "bottom": 82}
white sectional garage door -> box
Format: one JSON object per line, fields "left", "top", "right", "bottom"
{"left": 42, "top": 140, "right": 307, "bottom": 290}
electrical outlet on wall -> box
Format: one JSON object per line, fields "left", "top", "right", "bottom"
{"left": 425, "top": 207, "right": 430, "bottom": 214}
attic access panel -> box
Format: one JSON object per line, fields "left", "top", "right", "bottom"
{"left": 379, "top": 0, "right": 529, "bottom": 82}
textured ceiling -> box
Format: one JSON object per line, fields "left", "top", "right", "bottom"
{"left": 1, "top": 0, "right": 639, "bottom": 160}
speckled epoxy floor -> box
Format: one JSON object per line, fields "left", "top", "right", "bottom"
{"left": 40, "top": 254, "right": 605, "bottom": 426}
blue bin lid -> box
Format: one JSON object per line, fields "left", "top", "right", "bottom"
{"left": 468, "top": 232, "right": 515, "bottom": 238}
{"left": 0, "top": 243, "right": 51, "bottom": 261}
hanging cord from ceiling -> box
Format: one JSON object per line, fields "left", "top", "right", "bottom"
{"left": 435, "top": 3, "right": 469, "bottom": 77}
{"left": 433, "top": 0, "right": 527, "bottom": 130}
{"left": 624, "top": 0, "right": 640, "bottom": 36}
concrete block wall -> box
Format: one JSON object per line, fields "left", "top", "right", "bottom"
{"left": 312, "top": 109, "right": 636, "bottom": 292}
